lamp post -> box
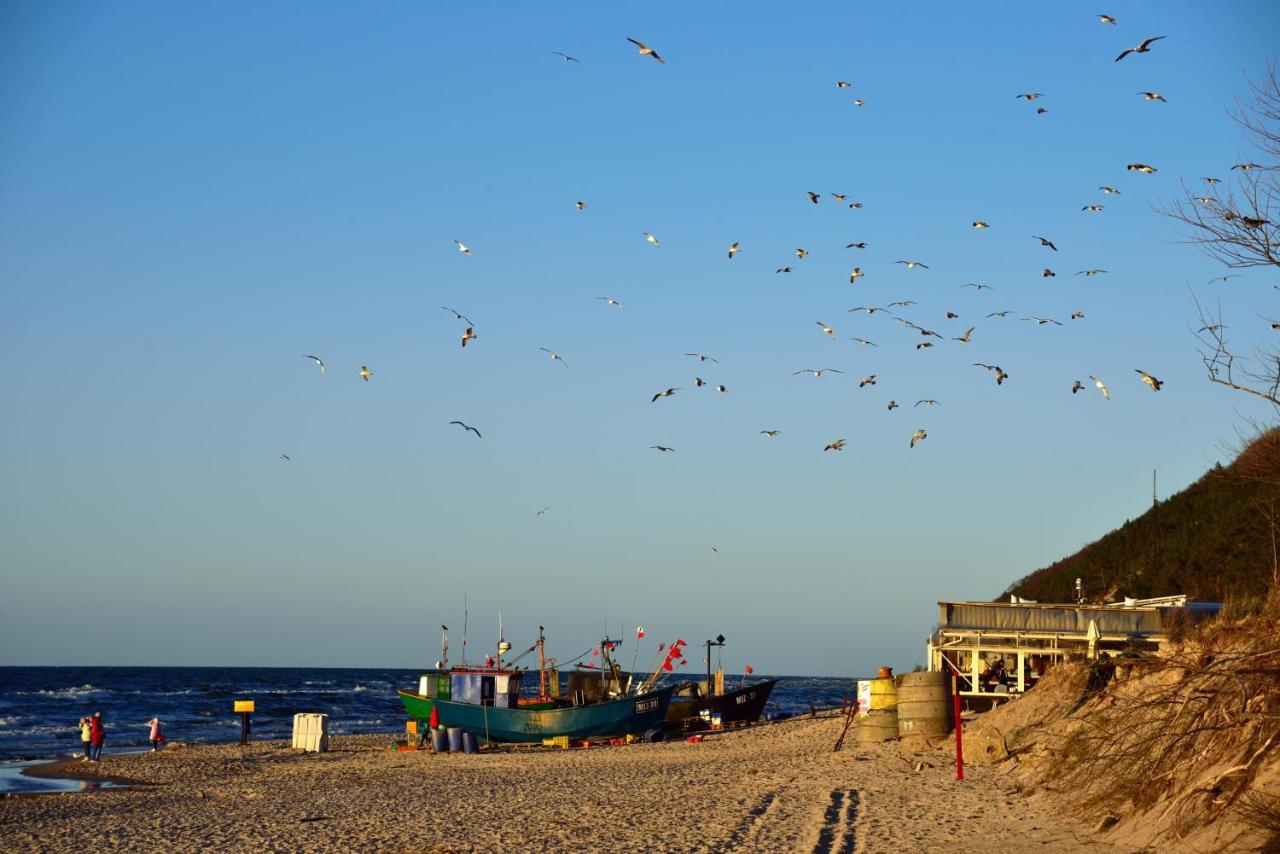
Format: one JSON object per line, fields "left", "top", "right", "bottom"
{"left": 705, "top": 634, "right": 726, "bottom": 711}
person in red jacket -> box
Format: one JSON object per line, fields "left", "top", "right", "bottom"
{"left": 89, "top": 711, "right": 105, "bottom": 761}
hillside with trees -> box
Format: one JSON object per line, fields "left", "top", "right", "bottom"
{"left": 1003, "top": 428, "right": 1280, "bottom": 604}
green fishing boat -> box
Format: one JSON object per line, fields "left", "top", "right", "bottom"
{"left": 399, "top": 627, "right": 673, "bottom": 743}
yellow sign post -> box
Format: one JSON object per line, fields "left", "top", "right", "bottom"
{"left": 234, "top": 700, "right": 254, "bottom": 744}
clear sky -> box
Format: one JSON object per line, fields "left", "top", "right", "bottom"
{"left": 1, "top": 1, "right": 1277, "bottom": 676}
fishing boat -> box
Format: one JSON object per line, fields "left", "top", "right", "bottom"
{"left": 665, "top": 678, "right": 778, "bottom": 729}
{"left": 398, "top": 626, "right": 674, "bottom": 742}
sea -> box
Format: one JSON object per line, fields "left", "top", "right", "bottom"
{"left": 0, "top": 666, "right": 861, "bottom": 762}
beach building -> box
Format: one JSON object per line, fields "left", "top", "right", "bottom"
{"left": 926, "top": 593, "right": 1220, "bottom": 710}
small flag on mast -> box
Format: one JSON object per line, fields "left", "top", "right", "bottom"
{"left": 636, "top": 626, "right": 645, "bottom": 639}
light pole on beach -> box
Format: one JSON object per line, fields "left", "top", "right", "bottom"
{"left": 705, "top": 634, "right": 726, "bottom": 712}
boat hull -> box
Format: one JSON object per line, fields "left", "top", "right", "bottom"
{"left": 409, "top": 686, "right": 674, "bottom": 743}
{"left": 666, "top": 679, "right": 778, "bottom": 728}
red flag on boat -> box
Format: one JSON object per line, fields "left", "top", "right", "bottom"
{"left": 679, "top": 659, "right": 688, "bottom": 666}
{"left": 662, "top": 659, "right": 674, "bottom": 672}
{"left": 745, "top": 665, "right": 754, "bottom": 675}
{"left": 593, "top": 648, "right": 600, "bottom": 657}
{"left": 636, "top": 626, "right": 645, "bottom": 639}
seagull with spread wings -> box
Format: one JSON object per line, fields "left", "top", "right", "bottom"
{"left": 360, "top": 365, "right": 372, "bottom": 381}
{"left": 450, "top": 421, "right": 482, "bottom": 438}
{"left": 1116, "top": 36, "right": 1165, "bottom": 62}
{"left": 301, "top": 354, "right": 325, "bottom": 375}
{"left": 552, "top": 52, "right": 579, "bottom": 62}
{"left": 1135, "top": 369, "right": 1163, "bottom": 391}
{"left": 760, "top": 430, "right": 781, "bottom": 437}
{"left": 1089, "top": 376, "right": 1110, "bottom": 399}
{"left": 650, "top": 445, "right": 675, "bottom": 452}
{"left": 651, "top": 388, "right": 679, "bottom": 403}
{"left": 454, "top": 239, "right": 472, "bottom": 255}
{"left": 793, "top": 368, "right": 843, "bottom": 377}
{"left": 597, "top": 296, "right": 626, "bottom": 310}
{"left": 1024, "top": 316, "right": 1064, "bottom": 326}
{"left": 461, "top": 327, "right": 476, "bottom": 348}
{"left": 817, "top": 322, "right": 837, "bottom": 339}
{"left": 1127, "top": 163, "right": 1158, "bottom": 174}
{"left": 1033, "top": 235, "right": 1058, "bottom": 251}
{"left": 627, "top": 37, "right": 664, "bottom": 63}
{"left": 644, "top": 232, "right": 661, "bottom": 248}
{"left": 896, "top": 260, "right": 929, "bottom": 269}
{"left": 961, "top": 283, "right": 995, "bottom": 292}
{"left": 849, "top": 337, "right": 878, "bottom": 347}
{"left": 539, "top": 348, "right": 568, "bottom": 366}
{"left": 974, "top": 363, "right": 1009, "bottom": 385}
{"left": 728, "top": 242, "right": 741, "bottom": 259}
{"left": 910, "top": 429, "right": 928, "bottom": 449}
{"left": 686, "top": 353, "right": 718, "bottom": 363}
{"left": 824, "top": 439, "right": 846, "bottom": 452}
{"left": 953, "top": 326, "right": 976, "bottom": 343}
{"left": 442, "top": 306, "right": 473, "bottom": 324}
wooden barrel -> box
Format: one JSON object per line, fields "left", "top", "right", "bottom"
{"left": 857, "top": 708, "right": 898, "bottom": 743}
{"left": 895, "top": 671, "right": 953, "bottom": 738}
{"left": 868, "top": 676, "right": 897, "bottom": 710}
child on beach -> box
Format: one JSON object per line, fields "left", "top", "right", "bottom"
{"left": 147, "top": 717, "right": 165, "bottom": 752}
{"left": 78, "top": 717, "right": 92, "bottom": 761}
{"left": 89, "top": 711, "right": 105, "bottom": 761}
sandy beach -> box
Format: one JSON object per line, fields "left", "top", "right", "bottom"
{"left": 0, "top": 714, "right": 1130, "bottom": 853}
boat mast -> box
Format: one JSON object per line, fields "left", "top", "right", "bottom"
{"left": 538, "top": 625, "right": 547, "bottom": 699}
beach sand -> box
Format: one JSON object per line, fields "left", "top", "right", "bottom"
{"left": 0, "top": 714, "right": 1132, "bottom": 853}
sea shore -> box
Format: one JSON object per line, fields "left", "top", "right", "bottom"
{"left": 0, "top": 713, "right": 1131, "bottom": 853}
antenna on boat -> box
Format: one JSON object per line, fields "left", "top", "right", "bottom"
{"left": 497, "top": 610, "right": 511, "bottom": 665}
{"left": 440, "top": 625, "right": 449, "bottom": 670}
{"left": 461, "top": 594, "right": 469, "bottom": 664}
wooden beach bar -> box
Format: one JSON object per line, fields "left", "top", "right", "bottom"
{"left": 925, "top": 594, "right": 1220, "bottom": 710}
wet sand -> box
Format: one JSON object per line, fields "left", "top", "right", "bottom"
{"left": 0, "top": 714, "right": 1132, "bottom": 853}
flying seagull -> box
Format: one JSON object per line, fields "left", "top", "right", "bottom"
{"left": 728, "top": 242, "right": 741, "bottom": 259}
{"left": 1135, "top": 369, "right": 1163, "bottom": 391}
{"left": 1082, "top": 204, "right": 1104, "bottom": 212}
{"left": 776, "top": 267, "right": 793, "bottom": 274}
{"left": 537, "top": 505, "right": 552, "bottom": 516}
{"left": 693, "top": 377, "right": 707, "bottom": 387}
{"left": 836, "top": 81, "right": 853, "bottom": 88}
{"left": 1099, "top": 14, "right": 1116, "bottom": 25}
{"left": 442, "top": 306, "right": 473, "bottom": 324}
{"left": 539, "top": 348, "right": 568, "bottom": 366}
{"left": 280, "top": 454, "right": 290, "bottom": 462}
{"left": 360, "top": 365, "right": 372, "bottom": 381}
{"left": 644, "top": 232, "right": 661, "bottom": 248}
{"left": 597, "top": 296, "right": 626, "bottom": 310}
{"left": 1033, "top": 235, "right": 1058, "bottom": 251}
{"left": 1232, "top": 163, "right": 1263, "bottom": 172}
{"left": 551, "top": 52, "right": 579, "bottom": 63}
{"left": 651, "top": 388, "right": 679, "bottom": 403}
{"left": 301, "top": 354, "right": 325, "bottom": 375}
{"left": 1042, "top": 268, "right": 1056, "bottom": 278}
{"left": 685, "top": 353, "right": 718, "bottom": 363}
{"left": 1072, "top": 380, "right": 1084, "bottom": 394}
{"left": 454, "top": 239, "right": 472, "bottom": 255}
{"left": 1089, "top": 376, "right": 1110, "bottom": 399}
{"left": 849, "top": 337, "right": 878, "bottom": 347}
{"left": 1023, "top": 316, "right": 1063, "bottom": 326}
{"left": 1138, "top": 92, "right": 1167, "bottom": 102}
{"left": 817, "top": 321, "right": 836, "bottom": 339}
{"left": 974, "top": 363, "right": 1009, "bottom": 385}
{"left": 1015, "top": 93, "right": 1044, "bottom": 101}
{"left": 461, "top": 327, "right": 476, "bottom": 348}
{"left": 760, "top": 430, "right": 781, "bottom": 437}
{"left": 793, "top": 368, "right": 843, "bottom": 377}
{"left": 915, "top": 399, "right": 940, "bottom": 408}
{"left": 576, "top": 200, "right": 585, "bottom": 210}
{"left": 1127, "top": 163, "right": 1158, "bottom": 174}
{"left": 824, "top": 439, "right": 846, "bottom": 452}
{"left": 859, "top": 375, "right": 877, "bottom": 387}
{"left": 850, "top": 267, "right": 864, "bottom": 283}
{"left": 848, "top": 306, "right": 891, "bottom": 315}
{"left": 846, "top": 242, "right": 868, "bottom": 249}
{"left": 715, "top": 384, "right": 728, "bottom": 393}
{"left": 910, "top": 429, "right": 927, "bottom": 449}
{"left": 650, "top": 445, "right": 675, "bottom": 452}
{"left": 953, "top": 326, "right": 976, "bottom": 343}
{"left": 961, "top": 283, "right": 995, "bottom": 292}
{"left": 449, "top": 421, "right": 482, "bottom": 438}
{"left": 626, "top": 37, "right": 664, "bottom": 63}
{"left": 896, "top": 260, "right": 929, "bottom": 269}
{"left": 853, "top": 99, "right": 865, "bottom": 107}
{"left": 795, "top": 248, "right": 809, "bottom": 259}
{"left": 972, "top": 221, "right": 990, "bottom": 229}
{"left": 987, "top": 310, "right": 1012, "bottom": 318}
{"left": 807, "top": 191, "right": 820, "bottom": 204}
{"left": 1115, "top": 36, "right": 1165, "bottom": 62}
{"left": 887, "top": 400, "right": 899, "bottom": 411}
{"left": 1099, "top": 186, "right": 1122, "bottom": 195}
{"left": 1076, "top": 269, "right": 1107, "bottom": 277}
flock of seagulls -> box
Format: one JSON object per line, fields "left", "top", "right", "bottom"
{"left": 280, "top": 21, "right": 1270, "bottom": 479}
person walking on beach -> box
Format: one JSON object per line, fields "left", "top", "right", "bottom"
{"left": 89, "top": 711, "right": 105, "bottom": 761}
{"left": 147, "top": 716, "right": 165, "bottom": 752}
{"left": 78, "top": 717, "right": 92, "bottom": 761}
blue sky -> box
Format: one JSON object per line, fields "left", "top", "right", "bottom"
{"left": 1, "top": 1, "right": 1277, "bottom": 675}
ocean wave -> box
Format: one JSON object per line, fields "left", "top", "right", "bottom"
{"left": 0, "top": 716, "right": 26, "bottom": 729}
{"left": 16, "top": 685, "right": 109, "bottom": 700}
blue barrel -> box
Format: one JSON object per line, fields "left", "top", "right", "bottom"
{"left": 446, "top": 726, "right": 464, "bottom": 752}
{"left": 461, "top": 731, "right": 478, "bottom": 754}
{"left": 430, "top": 728, "right": 449, "bottom": 753}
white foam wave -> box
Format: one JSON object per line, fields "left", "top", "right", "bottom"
{"left": 17, "top": 685, "right": 109, "bottom": 700}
